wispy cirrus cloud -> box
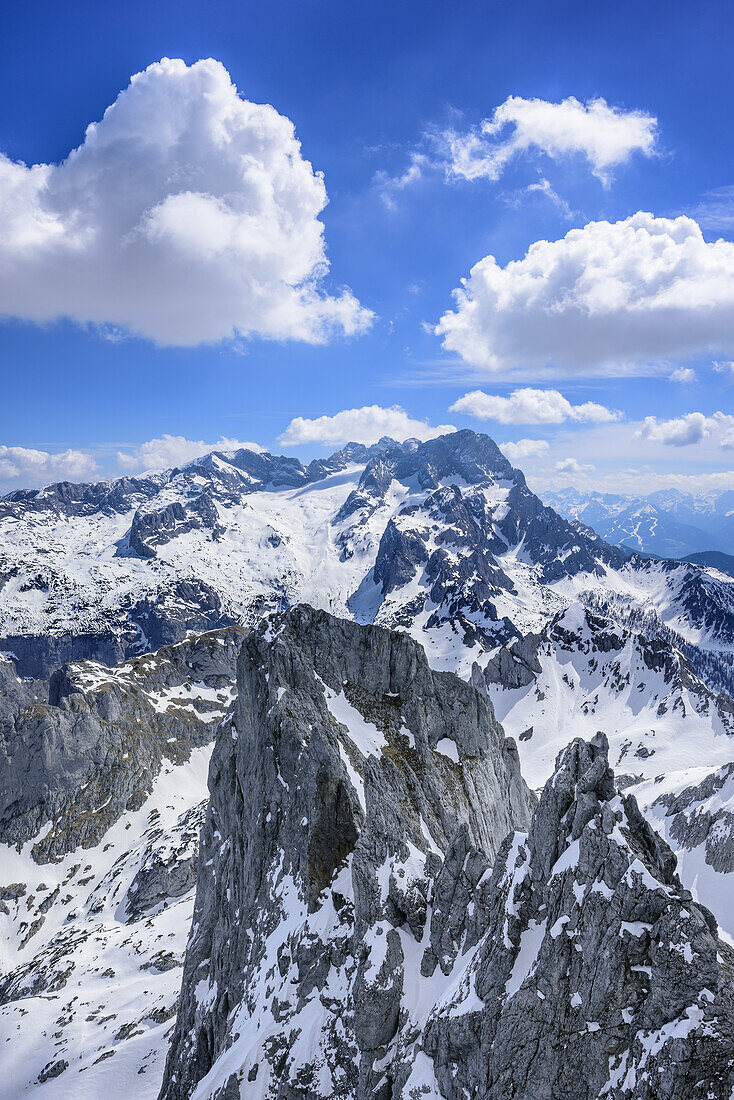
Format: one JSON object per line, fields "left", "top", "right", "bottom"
{"left": 500, "top": 420, "right": 734, "bottom": 495}
{"left": 689, "top": 184, "right": 734, "bottom": 231}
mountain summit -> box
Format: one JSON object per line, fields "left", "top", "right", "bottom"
{"left": 160, "top": 609, "right": 734, "bottom": 1099}
{"left": 1, "top": 431, "right": 731, "bottom": 683}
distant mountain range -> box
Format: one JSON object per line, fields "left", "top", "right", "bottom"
{"left": 544, "top": 486, "right": 734, "bottom": 559}
{"left": 2, "top": 431, "right": 733, "bottom": 680}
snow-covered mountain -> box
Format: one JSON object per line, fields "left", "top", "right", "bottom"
{"left": 1, "top": 431, "right": 733, "bottom": 686}
{"left": 0, "top": 628, "right": 241, "bottom": 1096}
{"left": 483, "top": 603, "right": 734, "bottom": 933}
{"left": 546, "top": 485, "right": 734, "bottom": 559}
{"left": 160, "top": 609, "right": 734, "bottom": 1099}
{"left": 2, "top": 605, "right": 734, "bottom": 1094}
{"left": 2, "top": 431, "right": 734, "bottom": 1096}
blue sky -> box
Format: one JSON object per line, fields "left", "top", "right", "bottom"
{"left": 1, "top": 0, "right": 733, "bottom": 496}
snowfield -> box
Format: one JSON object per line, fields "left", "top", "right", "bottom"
{"left": 0, "top": 747, "right": 212, "bottom": 1097}
{"left": 1, "top": 433, "right": 733, "bottom": 1094}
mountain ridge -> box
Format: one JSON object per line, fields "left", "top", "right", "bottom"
{"left": 546, "top": 485, "right": 734, "bottom": 558}
{"left": 1, "top": 430, "right": 731, "bottom": 688}
{"left": 158, "top": 609, "right": 734, "bottom": 1099}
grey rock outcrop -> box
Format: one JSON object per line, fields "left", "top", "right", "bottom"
{"left": 0, "top": 627, "right": 243, "bottom": 860}
{"left": 160, "top": 608, "right": 734, "bottom": 1099}
{"left": 125, "top": 800, "right": 207, "bottom": 922}
{"left": 0, "top": 631, "right": 130, "bottom": 680}
{"left": 159, "top": 605, "right": 534, "bottom": 1099}
{"left": 419, "top": 731, "right": 734, "bottom": 1099}
{"left": 652, "top": 762, "right": 734, "bottom": 874}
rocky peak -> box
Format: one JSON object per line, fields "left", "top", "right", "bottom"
{"left": 160, "top": 610, "right": 734, "bottom": 1100}
{"left": 0, "top": 627, "right": 243, "bottom": 862}
{"left": 419, "top": 731, "right": 734, "bottom": 1099}
{"left": 338, "top": 429, "right": 515, "bottom": 523}
{"left": 159, "top": 605, "right": 534, "bottom": 1099}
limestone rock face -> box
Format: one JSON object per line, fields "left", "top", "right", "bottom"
{"left": 159, "top": 607, "right": 734, "bottom": 1100}
{"left": 651, "top": 761, "right": 734, "bottom": 874}
{"left": 0, "top": 627, "right": 243, "bottom": 860}
{"left": 160, "top": 608, "right": 734, "bottom": 1099}
{"left": 0, "top": 626, "right": 245, "bottom": 1093}
{"left": 422, "top": 732, "right": 734, "bottom": 1100}
{"left": 160, "top": 605, "right": 534, "bottom": 1099}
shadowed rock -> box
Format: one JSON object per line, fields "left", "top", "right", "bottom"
{"left": 159, "top": 605, "right": 533, "bottom": 1099}
{"left": 160, "top": 617, "right": 734, "bottom": 1098}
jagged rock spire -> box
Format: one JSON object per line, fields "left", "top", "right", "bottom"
{"left": 159, "top": 606, "right": 533, "bottom": 1099}
{"left": 161, "top": 610, "right": 734, "bottom": 1100}
{"left": 423, "top": 732, "right": 734, "bottom": 1099}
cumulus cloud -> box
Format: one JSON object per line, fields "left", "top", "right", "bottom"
{"left": 499, "top": 438, "right": 550, "bottom": 463}
{"left": 450, "top": 387, "right": 619, "bottom": 424}
{"left": 554, "top": 457, "right": 595, "bottom": 474}
{"left": 442, "top": 96, "right": 657, "bottom": 186}
{"left": 0, "top": 445, "right": 97, "bottom": 491}
{"left": 714, "top": 360, "right": 734, "bottom": 379}
{"left": 278, "top": 405, "right": 456, "bottom": 447}
{"left": 436, "top": 213, "right": 734, "bottom": 378}
{"left": 636, "top": 412, "right": 734, "bottom": 449}
{"left": 0, "top": 58, "right": 373, "bottom": 347}
{"left": 116, "top": 434, "right": 264, "bottom": 472}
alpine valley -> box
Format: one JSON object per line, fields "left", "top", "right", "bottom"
{"left": 2, "top": 430, "right": 734, "bottom": 1098}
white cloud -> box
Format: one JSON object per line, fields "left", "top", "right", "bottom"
{"left": 0, "top": 58, "right": 373, "bottom": 347}
{"left": 637, "top": 412, "right": 734, "bottom": 449}
{"left": 450, "top": 387, "right": 619, "bottom": 424}
{"left": 436, "top": 213, "right": 734, "bottom": 378}
{"left": 278, "top": 405, "right": 456, "bottom": 447}
{"left": 554, "top": 457, "right": 595, "bottom": 474}
{"left": 522, "top": 177, "right": 574, "bottom": 220}
{"left": 375, "top": 153, "right": 428, "bottom": 210}
{"left": 500, "top": 438, "right": 550, "bottom": 463}
{"left": 512, "top": 419, "right": 734, "bottom": 495}
{"left": 116, "top": 434, "right": 264, "bottom": 472}
{"left": 443, "top": 96, "right": 657, "bottom": 186}
{"left": 669, "top": 367, "right": 696, "bottom": 383}
{"left": 536, "top": 464, "right": 734, "bottom": 496}
{"left": 714, "top": 360, "right": 734, "bottom": 379}
{"left": 0, "top": 445, "right": 97, "bottom": 491}
{"left": 689, "top": 185, "right": 734, "bottom": 231}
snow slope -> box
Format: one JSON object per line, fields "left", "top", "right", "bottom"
{"left": 0, "top": 748, "right": 211, "bottom": 1097}
{"left": 1, "top": 432, "right": 732, "bottom": 682}
{"left": 484, "top": 603, "right": 734, "bottom": 938}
